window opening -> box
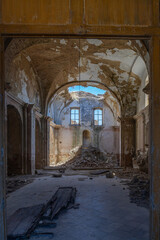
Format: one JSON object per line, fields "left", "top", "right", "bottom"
{"left": 94, "top": 109, "right": 102, "bottom": 126}
{"left": 71, "top": 108, "right": 80, "bottom": 125}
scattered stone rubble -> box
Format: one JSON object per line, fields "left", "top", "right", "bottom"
{"left": 128, "top": 176, "right": 149, "bottom": 209}
{"left": 59, "top": 146, "right": 119, "bottom": 169}
{"left": 7, "top": 177, "right": 34, "bottom": 195}
{"left": 116, "top": 169, "right": 149, "bottom": 209}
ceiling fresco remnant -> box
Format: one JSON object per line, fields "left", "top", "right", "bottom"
{"left": 48, "top": 83, "right": 121, "bottom": 126}
{"left": 5, "top": 38, "right": 149, "bottom": 116}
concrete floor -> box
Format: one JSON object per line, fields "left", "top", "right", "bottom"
{"left": 7, "top": 174, "right": 149, "bottom": 240}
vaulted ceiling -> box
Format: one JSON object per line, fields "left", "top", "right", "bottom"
{"left": 5, "top": 38, "right": 149, "bottom": 116}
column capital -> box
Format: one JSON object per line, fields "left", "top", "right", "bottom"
{"left": 27, "top": 104, "right": 34, "bottom": 110}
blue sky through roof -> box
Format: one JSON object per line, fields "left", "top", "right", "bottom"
{"left": 68, "top": 85, "right": 106, "bottom": 95}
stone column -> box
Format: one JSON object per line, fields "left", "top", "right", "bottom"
{"left": 120, "top": 117, "right": 135, "bottom": 167}
{"left": 46, "top": 117, "right": 51, "bottom": 167}
{"left": 27, "top": 104, "right": 35, "bottom": 175}
{"left": 142, "top": 113, "right": 146, "bottom": 152}
{"left": 54, "top": 128, "right": 60, "bottom": 164}
{"left": 23, "top": 103, "right": 28, "bottom": 174}
{"left": 41, "top": 116, "right": 49, "bottom": 167}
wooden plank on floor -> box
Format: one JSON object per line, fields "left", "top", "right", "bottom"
{"left": 7, "top": 204, "right": 45, "bottom": 239}
{"left": 7, "top": 187, "right": 77, "bottom": 239}
{"left": 50, "top": 187, "right": 76, "bottom": 220}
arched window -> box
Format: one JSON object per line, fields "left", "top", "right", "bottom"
{"left": 94, "top": 109, "right": 103, "bottom": 126}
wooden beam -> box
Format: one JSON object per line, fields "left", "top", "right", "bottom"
{"left": 152, "top": 0, "right": 159, "bottom": 26}
{"left": 0, "top": 24, "right": 159, "bottom": 36}
{"left": 0, "top": 36, "right": 6, "bottom": 240}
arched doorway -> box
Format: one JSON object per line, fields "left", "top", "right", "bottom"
{"left": 35, "top": 118, "right": 42, "bottom": 169}
{"left": 83, "top": 130, "right": 91, "bottom": 148}
{"left": 7, "top": 105, "right": 23, "bottom": 176}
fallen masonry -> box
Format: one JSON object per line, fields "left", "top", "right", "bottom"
{"left": 6, "top": 177, "right": 34, "bottom": 196}
{"left": 57, "top": 146, "right": 119, "bottom": 169}
{"left": 128, "top": 176, "right": 149, "bottom": 208}
{"left": 116, "top": 170, "right": 150, "bottom": 209}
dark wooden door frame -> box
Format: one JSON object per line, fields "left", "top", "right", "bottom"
{"left": 0, "top": 34, "right": 158, "bottom": 240}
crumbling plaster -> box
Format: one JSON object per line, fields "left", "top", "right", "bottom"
{"left": 5, "top": 52, "right": 41, "bottom": 109}
{"left": 5, "top": 38, "right": 148, "bottom": 117}
{"left": 48, "top": 83, "right": 121, "bottom": 124}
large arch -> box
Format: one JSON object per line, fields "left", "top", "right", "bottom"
{"left": 5, "top": 38, "right": 148, "bottom": 118}
{"left": 47, "top": 81, "right": 121, "bottom": 166}
{"left": 47, "top": 80, "right": 121, "bottom": 119}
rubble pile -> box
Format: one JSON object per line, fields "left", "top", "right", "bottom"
{"left": 61, "top": 146, "right": 119, "bottom": 168}
{"left": 115, "top": 169, "right": 149, "bottom": 208}
{"left": 115, "top": 168, "right": 146, "bottom": 179}
{"left": 6, "top": 177, "right": 34, "bottom": 195}
{"left": 128, "top": 176, "right": 150, "bottom": 209}
{"left": 117, "top": 169, "right": 150, "bottom": 209}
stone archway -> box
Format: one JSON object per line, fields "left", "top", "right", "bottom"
{"left": 7, "top": 105, "right": 23, "bottom": 176}
{"left": 83, "top": 130, "right": 91, "bottom": 148}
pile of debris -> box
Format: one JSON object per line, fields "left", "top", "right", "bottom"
{"left": 6, "top": 177, "right": 34, "bottom": 195}
{"left": 115, "top": 169, "right": 149, "bottom": 208}
{"left": 61, "top": 146, "right": 119, "bottom": 169}
{"left": 117, "top": 170, "right": 150, "bottom": 209}
{"left": 115, "top": 168, "right": 147, "bottom": 179}
{"left": 7, "top": 173, "right": 48, "bottom": 195}
{"left": 128, "top": 176, "right": 150, "bottom": 209}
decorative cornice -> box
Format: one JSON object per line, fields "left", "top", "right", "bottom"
{"left": 6, "top": 92, "right": 25, "bottom": 106}
{"left": 133, "top": 105, "right": 149, "bottom": 119}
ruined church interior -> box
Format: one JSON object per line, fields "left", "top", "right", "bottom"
{"left": 5, "top": 38, "right": 150, "bottom": 239}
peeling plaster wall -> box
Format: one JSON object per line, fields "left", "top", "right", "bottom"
{"left": 5, "top": 38, "right": 148, "bottom": 117}
{"left": 5, "top": 52, "right": 41, "bottom": 108}
{"left": 134, "top": 106, "right": 149, "bottom": 153}
{"left": 49, "top": 126, "right": 55, "bottom": 165}
{"left": 137, "top": 75, "right": 149, "bottom": 113}
{"left": 135, "top": 63, "right": 149, "bottom": 154}
{"left": 49, "top": 91, "right": 120, "bottom": 164}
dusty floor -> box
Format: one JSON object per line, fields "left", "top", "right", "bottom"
{"left": 7, "top": 173, "right": 149, "bottom": 240}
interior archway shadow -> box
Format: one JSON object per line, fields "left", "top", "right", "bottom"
{"left": 7, "top": 105, "right": 23, "bottom": 176}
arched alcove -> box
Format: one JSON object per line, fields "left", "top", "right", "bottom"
{"left": 7, "top": 105, "right": 23, "bottom": 176}
{"left": 83, "top": 130, "right": 91, "bottom": 147}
